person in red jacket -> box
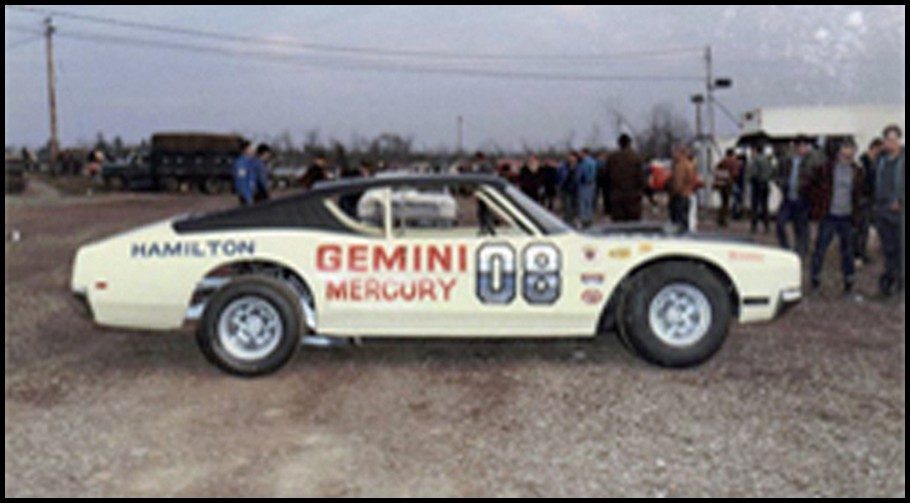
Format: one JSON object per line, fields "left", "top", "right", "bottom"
{"left": 713, "top": 149, "right": 741, "bottom": 227}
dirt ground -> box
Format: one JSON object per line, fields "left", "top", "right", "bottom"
{"left": 5, "top": 178, "right": 905, "bottom": 497}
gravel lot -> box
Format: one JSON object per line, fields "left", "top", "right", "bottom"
{"left": 5, "top": 179, "right": 905, "bottom": 497}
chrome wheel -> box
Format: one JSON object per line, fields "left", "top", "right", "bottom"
{"left": 217, "top": 296, "right": 283, "bottom": 360}
{"left": 647, "top": 283, "right": 712, "bottom": 347}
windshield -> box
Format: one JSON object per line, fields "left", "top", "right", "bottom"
{"left": 503, "top": 185, "right": 572, "bottom": 235}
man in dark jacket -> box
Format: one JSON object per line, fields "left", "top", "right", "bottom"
{"left": 557, "top": 152, "right": 580, "bottom": 226}
{"left": 300, "top": 153, "right": 329, "bottom": 190}
{"left": 596, "top": 150, "right": 611, "bottom": 217}
{"left": 606, "top": 134, "right": 645, "bottom": 222}
{"left": 539, "top": 160, "right": 559, "bottom": 210}
{"left": 809, "top": 138, "right": 864, "bottom": 294}
{"left": 775, "top": 136, "right": 821, "bottom": 256}
{"left": 251, "top": 143, "right": 273, "bottom": 204}
{"left": 873, "top": 124, "right": 905, "bottom": 297}
{"left": 748, "top": 143, "right": 775, "bottom": 234}
{"left": 854, "top": 138, "right": 883, "bottom": 264}
{"left": 518, "top": 154, "right": 542, "bottom": 201}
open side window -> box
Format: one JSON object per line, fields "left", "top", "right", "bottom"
{"left": 322, "top": 187, "right": 387, "bottom": 237}
{"left": 388, "top": 182, "right": 530, "bottom": 239}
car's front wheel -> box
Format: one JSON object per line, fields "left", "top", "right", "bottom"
{"left": 196, "top": 276, "right": 302, "bottom": 376}
{"left": 618, "top": 261, "right": 731, "bottom": 367}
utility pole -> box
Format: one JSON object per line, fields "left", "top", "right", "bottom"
{"left": 704, "top": 45, "right": 715, "bottom": 149}
{"left": 456, "top": 115, "right": 464, "bottom": 154}
{"left": 44, "top": 17, "right": 60, "bottom": 171}
{"left": 691, "top": 94, "right": 705, "bottom": 142}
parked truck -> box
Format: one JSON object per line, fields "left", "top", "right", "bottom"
{"left": 101, "top": 132, "right": 246, "bottom": 193}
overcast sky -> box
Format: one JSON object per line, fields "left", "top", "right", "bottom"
{"left": 4, "top": 5, "right": 906, "bottom": 151}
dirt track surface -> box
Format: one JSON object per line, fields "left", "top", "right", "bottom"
{"left": 5, "top": 180, "right": 906, "bottom": 497}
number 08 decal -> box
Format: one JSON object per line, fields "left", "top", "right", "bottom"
{"left": 475, "top": 243, "right": 561, "bottom": 305}
{"left": 522, "top": 243, "right": 561, "bottom": 304}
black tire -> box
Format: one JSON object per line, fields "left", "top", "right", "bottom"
{"left": 196, "top": 275, "right": 302, "bottom": 376}
{"left": 617, "top": 261, "right": 731, "bottom": 367}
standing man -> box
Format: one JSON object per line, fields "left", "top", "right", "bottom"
{"left": 854, "top": 138, "right": 883, "bottom": 265}
{"left": 775, "top": 136, "right": 820, "bottom": 256}
{"left": 338, "top": 159, "right": 370, "bottom": 217}
{"left": 668, "top": 145, "right": 697, "bottom": 232}
{"left": 300, "top": 153, "right": 329, "bottom": 190}
{"left": 472, "top": 151, "right": 495, "bottom": 175}
{"left": 732, "top": 151, "right": 748, "bottom": 220}
{"left": 606, "top": 134, "right": 646, "bottom": 222}
{"left": 808, "top": 138, "right": 864, "bottom": 295}
{"left": 577, "top": 148, "right": 598, "bottom": 228}
{"left": 873, "top": 124, "right": 905, "bottom": 297}
{"left": 233, "top": 140, "right": 258, "bottom": 206}
{"left": 748, "top": 143, "right": 775, "bottom": 234}
{"left": 596, "top": 150, "right": 611, "bottom": 217}
{"left": 558, "top": 152, "right": 580, "bottom": 226}
{"left": 713, "top": 149, "right": 740, "bottom": 227}
{"left": 518, "top": 154, "right": 542, "bottom": 201}
{"left": 540, "top": 159, "right": 559, "bottom": 210}
{"left": 252, "top": 143, "right": 273, "bottom": 204}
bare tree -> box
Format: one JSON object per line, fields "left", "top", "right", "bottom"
{"left": 635, "top": 103, "right": 692, "bottom": 160}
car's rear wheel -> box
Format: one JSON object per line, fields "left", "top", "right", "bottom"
{"left": 196, "top": 276, "right": 302, "bottom": 376}
{"left": 618, "top": 261, "right": 731, "bottom": 367}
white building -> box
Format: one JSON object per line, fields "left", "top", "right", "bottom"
{"left": 739, "top": 104, "right": 905, "bottom": 152}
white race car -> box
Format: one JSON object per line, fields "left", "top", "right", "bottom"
{"left": 71, "top": 174, "right": 802, "bottom": 375}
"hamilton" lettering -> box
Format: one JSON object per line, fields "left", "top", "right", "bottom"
{"left": 130, "top": 239, "right": 255, "bottom": 258}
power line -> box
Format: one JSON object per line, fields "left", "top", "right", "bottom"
{"left": 5, "top": 33, "right": 42, "bottom": 51}
{"left": 39, "top": 26, "right": 703, "bottom": 83}
{"left": 6, "top": 5, "right": 703, "bottom": 62}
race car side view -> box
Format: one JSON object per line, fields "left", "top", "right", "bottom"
{"left": 71, "top": 174, "right": 802, "bottom": 376}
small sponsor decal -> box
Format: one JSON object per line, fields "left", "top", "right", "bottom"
{"left": 608, "top": 247, "right": 631, "bottom": 259}
{"left": 130, "top": 239, "right": 255, "bottom": 259}
{"left": 581, "top": 288, "right": 603, "bottom": 305}
{"left": 581, "top": 273, "right": 604, "bottom": 285}
{"left": 583, "top": 246, "right": 598, "bottom": 261}
{"left": 639, "top": 243, "right": 653, "bottom": 253}
{"left": 728, "top": 250, "right": 764, "bottom": 262}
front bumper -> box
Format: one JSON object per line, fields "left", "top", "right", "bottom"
{"left": 775, "top": 287, "right": 803, "bottom": 317}
{"left": 72, "top": 287, "right": 93, "bottom": 319}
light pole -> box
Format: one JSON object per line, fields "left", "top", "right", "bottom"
{"left": 456, "top": 115, "right": 463, "bottom": 155}
{"left": 44, "top": 17, "right": 60, "bottom": 171}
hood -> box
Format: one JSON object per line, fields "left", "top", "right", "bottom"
{"left": 583, "top": 221, "right": 754, "bottom": 244}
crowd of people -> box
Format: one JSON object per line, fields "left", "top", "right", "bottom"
{"left": 236, "top": 124, "right": 904, "bottom": 300}
{"left": 708, "top": 124, "right": 905, "bottom": 299}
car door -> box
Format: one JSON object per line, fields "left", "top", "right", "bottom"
{"left": 373, "top": 181, "right": 586, "bottom": 337}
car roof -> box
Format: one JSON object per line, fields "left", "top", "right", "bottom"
{"left": 172, "top": 173, "right": 511, "bottom": 234}
{"left": 310, "top": 173, "right": 507, "bottom": 196}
